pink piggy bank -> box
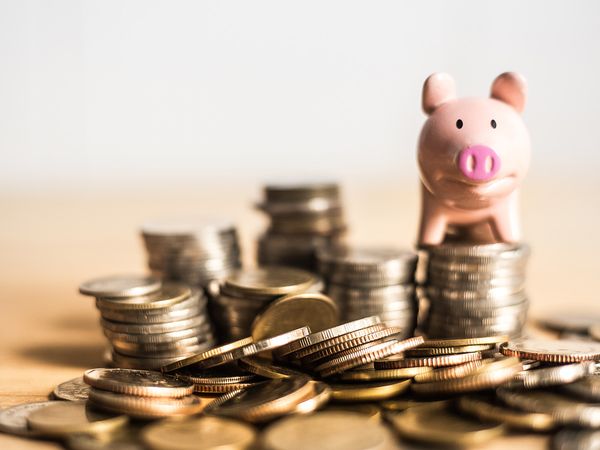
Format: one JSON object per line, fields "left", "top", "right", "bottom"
{"left": 417, "top": 72, "right": 531, "bottom": 245}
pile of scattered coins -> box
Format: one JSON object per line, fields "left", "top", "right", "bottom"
{"left": 79, "top": 275, "right": 216, "bottom": 369}
{"left": 141, "top": 218, "right": 242, "bottom": 288}
{"left": 209, "top": 266, "right": 323, "bottom": 341}
{"left": 420, "top": 242, "right": 530, "bottom": 338}
{"left": 317, "top": 246, "right": 418, "bottom": 338}
{"left": 256, "top": 183, "right": 347, "bottom": 271}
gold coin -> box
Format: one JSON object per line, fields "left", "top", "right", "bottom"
{"left": 88, "top": 388, "right": 202, "bottom": 419}
{"left": 204, "top": 376, "right": 313, "bottom": 423}
{"left": 238, "top": 356, "right": 309, "bottom": 379}
{"left": 142, "top": 416, "right": 256, "bottom": 450}
{"left": 260, "top": 411, "right": 396, "bottom": 450}
{"left": 26, "top": 401, "right": 128, "bottom": 437}
{"left": 222, "top": 267, "right": 316, "bottom": 298}
{"left": 329, "top": 380, "right": 410, "bottom": 402}
{"left": 251, "top": 293, "right": 338, "bottom": 341}
{"left": 405, "top": 344, "right": 494, "bottom": 357}
{"left": 421, "top": 335, "right": 509, "bottom": 347}
{"left": 273, "top": 316, "right": 382, "bottom": 358}
{"left": 458, "top": 395, "right": 555, "bottom": 431}
{"left": 375, "top": 351, "right": 482, "bottom": 369}
{"left": 285, "top": 324, "right": 386, "bottom": 360}
{"left": 176, "top": 368, "right": 258, "bottom": 385}
{"left": 161, "top": 337, "right": 253, "bottom": 372}
{"left": 380, "top": 399, "right": 449, "bottom": 412}
{"left": 84, "top": 368, "right": 194, "bottom": 397}
{"left": 192, "top": 382, "right": 262, "bottom": 394}
{"left": 324, "top": 404, "right": 382, "bottom": 421}
{"left": 317, "top": 336, "right": 425, "bottom": 377}
{"left": 96, "top": 283, "right": 191, "bottom": 311}
{"left": 338, "top": 366, "right": 432, "bottom": 381}
{"left": 300, "top": 327, "right": 403, "bottom": 366}
{"left": 67, "top": 424, "right": 143, "bottom": 450}
{"left": 293, "top": 381, "right": 332, "bottom": 414}
{"left": 413, "top": 360, "right": 484, "bottom": 383}
{"left": 500, "top": 339, "right": 600, "bottom": 362}
{"left": 411, "top": 358, "right": 522, "bottom": 395}
{"left": 389, "top": 403, "right": 505, "bottom": 446}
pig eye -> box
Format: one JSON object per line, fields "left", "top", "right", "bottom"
{"left": 491, "top": 119, "right": 497, "bottom": 129}
{"left": 456, "top": 119, "right": 463, "bottom": 129}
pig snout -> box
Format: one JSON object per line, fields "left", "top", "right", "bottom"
{"left": 457, "top": 145, "right": 501, "bottom": 181}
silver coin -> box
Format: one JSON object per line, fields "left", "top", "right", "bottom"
{"left": 552, "top": 428, "right": 600, "bottom": 450}
{"left": 0, "top": 401, "right": 56, "bottom": 436}
{"left": 80, "top": 275, "right": 161, "bottom": 298}
{"left": 101, "top": 314, "right": 208, "bottom": 335}
{"left": 503, "top": 362, "right": 596, "bottom": 390}
{"left": 562, "top": 376, "right": 600, "bottom": 402}
{"left": 53, "top": 377, "right": 90, "bottom": 401}
{"left": 105, "top": 324, "right": 213, "bottom": 344}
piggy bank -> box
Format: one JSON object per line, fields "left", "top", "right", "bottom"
{"left": 417, "top": 72, "right": 531, "bottom": 245}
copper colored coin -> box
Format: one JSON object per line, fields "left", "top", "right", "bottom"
{"left": 500, "top": 339, "right": 600, "bottom": 363}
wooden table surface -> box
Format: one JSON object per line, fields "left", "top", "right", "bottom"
{"left": 2, "top": 180, "right": 599, "bottom": 449}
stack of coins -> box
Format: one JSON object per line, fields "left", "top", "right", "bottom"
{"left": 79, "top": 275, "right": 216, "bottom": 369}
{"left": 256, "top": 182, "right": 347, "bottom": 271}
{"left": 210, "top": 267, "right": 323, "bottom": 341}
{"left": 317, "top": 247, "right": 419, "bottom": 338}
{"left": 83, "top": 368, "right": 202, "bottom": 420}
{"left": 419, "top": 243, "right": 530, "bottom": 338}
{"left": 141, "top": 218, "right": 241, "bottom": 288}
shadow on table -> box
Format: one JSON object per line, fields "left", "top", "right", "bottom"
{"left": 19, "top": 342, "right": 106, "bottom": 368}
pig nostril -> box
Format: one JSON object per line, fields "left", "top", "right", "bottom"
{"left": 466, "top": 155, "right": 475, "bottom": 173}
{"left": 485, "top": 156, "right": 493, "bottom": 173}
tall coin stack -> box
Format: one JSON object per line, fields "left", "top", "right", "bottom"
{"left": 141, "top": 218, "right": 241, "bottom": 288}
{"left": 316, "top": 247, "right": 419, "bottom": 338}
{"left": 79, "top": 275, "right": 216, "bottom": 369}
{"left": 256, "top": 183, "right": 347, "bottom": 271}
{"left": 210, "top": 267, "right": 322, "bottom": 341}
{"left": 420, "top": 243, "right": 530, "bottom": 338}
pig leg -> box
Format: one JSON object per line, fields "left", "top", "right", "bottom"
{"left": 418, "top": 210, "right": 448, "bottom": 246}
{"left": 489, "top": 201, "right": 520, "bottom": 243}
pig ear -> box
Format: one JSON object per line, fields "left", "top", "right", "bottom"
{"left": 422, "top": 73, "right": 456, "bottom": 115}
{"left": 490, "top": 72, "right": 527, "bottom": 113}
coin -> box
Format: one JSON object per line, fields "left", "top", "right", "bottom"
{"left": 405, "top": 344, "right": 494, "bottom": 356}
{"left": 380, "top": 399, "right": 450, "bottom": 412}
{"left": 562, "top": 375, "right": 600, "bottom": 401}
{"left": 67, "top": 425, "right": 144, "bottom": 450}
{"left": 496, "top": 387, "right": 600, "bottom": 428}
{"left": 251, "top": 292, "right": 338, "bottom": 341}
{"left": 292, "top": 381, "right": 331, "bottom": 414}
{"left": 274, "top": 316, "right": 382, "bottom": 358}
{"left": 260, "top": 411, "right": 396, "bottom": 450}
{"left": 458, "top": 395, "right": 555, "bottom": 431}
{"left": 88, "top": 388, "right": 202, "bottom": 419}
{"left": 420, "top": 336, "right": 509, "bottom": 347}
{"left": 222, "top": 267, "right": 317, "bottom": 298}
{"left": 337, "top": 366, "right": 432, "bottom": 381}
{"left": 500, "top": 339, "right": 600, "bottom": 362}
{"left": 389, "top": 403, "right": 505, "bottom": 446}
{"left": 161, "top": 337, "right": 253, "bottom": 372}
{"left": 176, "top": 367, "right": 258, "bottom": 385}
{"left": 323, "top": 404, "right": 382, "bottom": 421}
{"left": 317, "top": 336, "right": 425, "bottom": 377}
{"left": 329, "top": 379, "right": 410, "bottom": 402}
{"left": 552, "top": 429, "right": 600, "bottom": 450}
{"left": 84, "top": 368, "right": 194, "bottom": 397}
{"left": 27, "top": 401, "right": 128, "bottom": 437}
{"left": 142, "top": 416, "right": 256, "bottom": 450}
{"left": 0, "top": 401, "right": 56, "bottom": 437}
{"left": 238, "top": 357, "right": 309, "bottom": 379}
{"left": 204, "top": 376, "right": 313, "bottom": 423}
{"left": 503, "top": 361, "right": 596, "bottom": 389}
{"left": 411, "top": 358, "right": 522, "bottom": 395}
{"left": 96, "top": 283, "right": 192, "bottom": 311}
{"left": 53, "top": 377, "right": 90, "bottom": 401}
{"left": 79, "top": 275, "right": 161, "bottom": 298}
{"left": 413, "top": 360, "right": 485, "bottom": 383}
{"left": 375, "top": 351, "right": 482, "bottom": 369}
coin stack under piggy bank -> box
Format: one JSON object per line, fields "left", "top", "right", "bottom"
{"left": 419, "top": 243, "right": 530, "bottom": 339}
{"left": 141, "top": 218, "right": 242, "bottom": 288}
{"left": 256, "top": 183, "right": 347, "bottom": 271}
{"left": 316, "top": 246, "right": 419, "bottom": 339}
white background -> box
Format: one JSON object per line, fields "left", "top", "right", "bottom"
{"left": 1, "top": 0, "right": 599, "bottom": 192}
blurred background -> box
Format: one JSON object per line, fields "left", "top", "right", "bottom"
{"left": 1, "top": 0, "right": 600, "bottom": 315}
